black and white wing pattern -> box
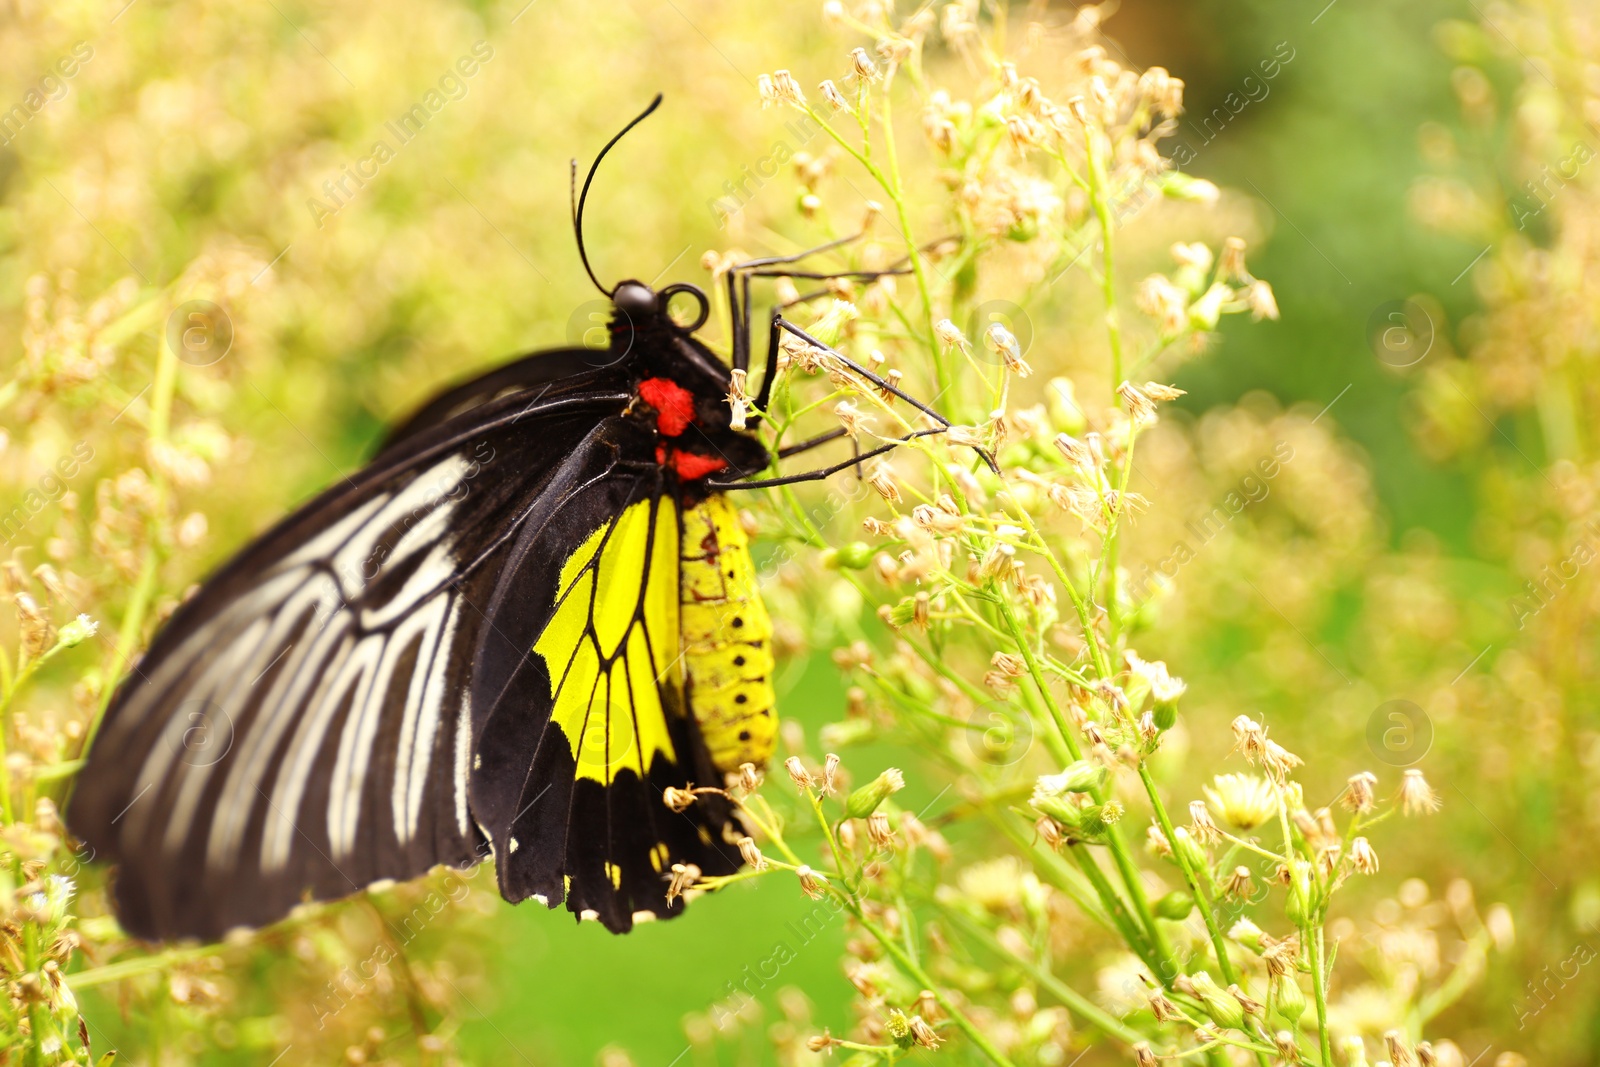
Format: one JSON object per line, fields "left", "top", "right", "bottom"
{"left": 68, "top": 366, "right": 738, "bottom": 940}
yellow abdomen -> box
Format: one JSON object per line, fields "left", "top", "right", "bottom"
{"left": 679, "top": 494, "right": 776, "bottom": 774}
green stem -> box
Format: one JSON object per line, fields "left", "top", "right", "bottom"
{"left": 935, "top": 900, "right": 1146, "bottom": 1046}
{"left": 1307, "top": 925, "right": 1334, "bottom": 1067}
{"left": 844, "top": 901, "right": 1018, "bottom": 1067}
{"left": 1139, "top": 763, "right": 1236, "bottom": 988}
{"left": 84, "top": 328, "right": 180, "bottom": 754}
{"left": 994, "top": 596, "right": 1174, "bottom": 973}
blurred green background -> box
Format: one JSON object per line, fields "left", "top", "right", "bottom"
{"left": 9, "top": 0, "right": 1587, "bottom": 1062}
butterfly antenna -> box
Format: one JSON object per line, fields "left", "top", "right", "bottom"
{"left": 573, "top": 93, "right": 664, "bottom": 297}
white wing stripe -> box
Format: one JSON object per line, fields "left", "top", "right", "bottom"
{"left": 205, "top": 572, "right": 349, "bottom": 866}
{"left": 331, "top": 457, "right": 469, "bottom": 599}
{"left": 404, "top": 598, "right": 460, "bottom": 842}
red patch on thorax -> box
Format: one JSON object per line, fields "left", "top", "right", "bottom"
{"left": 654, "top": 444, "right": 728, "bottom": 480}
{"left": 638, "top": 377, "right": 697, "bottom": 437}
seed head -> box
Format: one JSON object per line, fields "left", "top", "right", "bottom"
{"left": 1229, "top": 984, "right": 1263, "bottom": 1016}
{"left": 663, "top": 786, "right": 696, "bottom": 812}
{"left": 796, "top": 865, "right": 828, "bottom": 899}
{"left": 1189, "top": 800, "right": 1222, "bottom": 844}
{"left": 738, "top": 762, "right": 761, "bottom": 793}
{"left": 1260, "top": 739, "right": 1304, "bottom": 781}
{"left": 1223, "top": 865, "right": 1254, "bottom": 899}
{"left": 1246, "top": 280, "right": 1280, "bottom": 321}
{"left": 1343, "top": 771, "right": 1378, "bottom": 814}
{"left": 1397, "top": 769, "right": 1441, "bottom": 815}
{"left": 1231, "top": 715, "right": 1267, "bottom": 761}
{"left": 1143, "top": 381, "right": 1186, "bottom": 402}
{"left": 1116, "top": 381, "right": 1158, "bottom": 425}
{"left": 1133, "top": 1043, "right": 1157, "bottom": 1067}
{"left": 1349, "top": 836, "right": 1379, "bottom": 874}
{"left": 907, "top": 1015, "right": 941, "bottom": 1049}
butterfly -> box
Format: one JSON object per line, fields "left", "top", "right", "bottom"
{"left": 66, "top": 96, "right": 963, "bottom": 941}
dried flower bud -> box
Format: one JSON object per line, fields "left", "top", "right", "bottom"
{"left": 1274, "top": 1031, "right": 1299, "bottom": 1063}
{"left": 820, "top": 78, "right": 850, "bottom": 113}
{"left": 16, "top": 592, "right": 54, "bottom": 659}
{"left": 1133, "top": 1042, "right": 1157, "bottom": 1067}
{"left": 667, "top": 862, "right": 700, "bottom": 903}
{"left": 1219, "top": 236, "right": 1250, "bottom": 283}
{"left": 1117, "top": 381, "right": 1158, "bottom": 425}
{"left": 933, "top": 318, "right": 969, "bottom": 351}
{"left": 663, "top": 786, "right": 696, "bottom": 812}
{"left": 1386, "top": 1031, "right": 1417, "bottom": 1067}
{"left": 1054, "top": 433, "right": 1095, "bottom": 470}
{"left": 757, "top": 73, "right": 777, "bottom": 108}
{"left": 821, "top": 752, "right": 841, "bottom": 794}
{"left": 849, "top": 47, "right": 879, "bottom": 82}
{"left": 1349, "top": 836, "right": 1379, "bottom": 874}
{"left": 772, "top": 70, "right": 806, "bottom": 107}
{"left": 737, "top": 836, "right": 767, "bottom": 870}
{"left": 866, "top": 810, "right": 895, "bottom": 849}
{"left": 785, "top": 756, "right": 812, "bottom": 791}
{"left": 984, "top": 323, "right": 1031, "bottom": 376}
{"left": 738, "top": 762, "right": 761, "bottom": 793}
{"left": 1228, "top": 984, "right": 1263, "bottom": 1016}
{"left": 866, "top": 460, "right": 901, "bottom": 504}
{"left": 1143, "top": 381, "right": 1186, "bottom": 402}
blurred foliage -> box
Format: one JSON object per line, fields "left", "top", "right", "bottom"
{"left": 0, "top": 0, "right": 1595, "bottom": 1065}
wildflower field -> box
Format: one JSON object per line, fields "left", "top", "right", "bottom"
{"left": 2, "top": 1, "right": 1597, "bottom": 1065}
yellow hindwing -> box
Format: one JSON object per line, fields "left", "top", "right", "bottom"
{"left": 532, "top": 497, "right": 680, "bottom": 783}
{"left": 679, "top": 494, "right": 776, "bottom": 773}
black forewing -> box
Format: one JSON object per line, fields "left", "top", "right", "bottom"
{"left": 66, "top": 366, "right": 631, "bottom": 940}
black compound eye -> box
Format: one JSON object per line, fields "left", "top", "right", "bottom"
{"left": 612, "top": 281, "right": 657, "bottom": 317}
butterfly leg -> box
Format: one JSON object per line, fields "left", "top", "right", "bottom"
{"left": 709, "top": 429, "right": 950, "bottom": 490}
